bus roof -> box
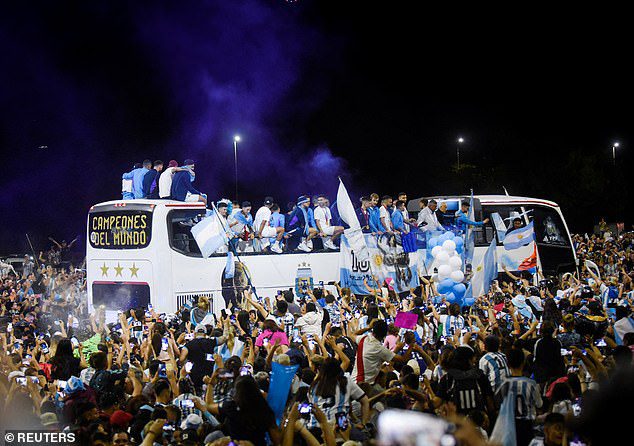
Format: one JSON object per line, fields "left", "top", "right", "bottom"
{"left": 90, "top": 199, "right": 207, "bottom": 212}
{"left": 415, "top": 194, "right": 560, "bottom": 208}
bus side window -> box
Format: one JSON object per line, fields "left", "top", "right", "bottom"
{"left": 169, "top": 210, "right": 204, "bottom": 257}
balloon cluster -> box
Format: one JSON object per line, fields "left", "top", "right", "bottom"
{"left": 429, "top": 231, "right": 467, "bottom": 306}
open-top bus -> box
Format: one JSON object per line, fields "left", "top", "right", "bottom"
{"left": 86, "top": 195, "right": 576, "bottom": 315}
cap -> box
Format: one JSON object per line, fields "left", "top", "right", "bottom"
{"left": 195, "top": 324, "right": 207, "bottom": 334}
{"left": 40, "top": 412, "right": 58, "bottom": 427}
{"left": 181, "top": 429, "right": 199, "bottom": 443}
{"left": 180, "top": 413, "right": 203, "bottom": 430}
{"left": 110, "top": 410, "right": 134, "bottom": 428}
{"left": 264, "top": 196, "right": 274, "bottom": 205}
{"left": 168, "top": 160, "right": 178, "bottom": 168}
{"left": 65, "top": 376, "right": 86, "bottom": 394}
{"left": 183, "top": 159, "right": 195, "bottom": 166}
{"left": 241, "top": 201, "right": 251, "bottom": 208}
{"left": 297, "top": 195, "right": 310, "bottom": 205}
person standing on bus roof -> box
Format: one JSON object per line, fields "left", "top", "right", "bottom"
{"left": 170, "top": 159, "right": 207, "bottom": 205}
{"left": 455, "top": 200, "right": 489, "bottom": 232}
{"left": 159, "top": 160, "right": 184, "bottom": 199}
{"left": 418, "top": 199, "right": 444, "bottom": 232}
{"left": 121, "top": 163, "right": 141, "bottom": 200}
{"left": 254, "top": 197, "right": 285, "bottom": 254}
{"left": 142, "top": 160, "right": 164, "bottom": 199}
{"left": 121, "top": 160, "right": 152, "bottom": 199}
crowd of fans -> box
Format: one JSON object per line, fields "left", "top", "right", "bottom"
{"left": 1, "top": 230, "right": 633, "bottom": 446}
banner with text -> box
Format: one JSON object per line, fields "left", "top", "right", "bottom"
{"left": 340, "top": 233, "right": 419, "bottom": 295}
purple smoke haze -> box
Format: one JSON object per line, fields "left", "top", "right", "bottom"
{"left": 0, "top": 1, "right": 348, "bottom": 252}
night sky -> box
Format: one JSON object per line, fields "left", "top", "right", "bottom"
{"left": 1, "top": 2, "right": 632, "bottom": 254}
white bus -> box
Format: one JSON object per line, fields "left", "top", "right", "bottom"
{"left": 408, "top": 194, "right": 578, "bottom": 277}
{"left": 86, "top": 195, "right": 576, "bottom": 315}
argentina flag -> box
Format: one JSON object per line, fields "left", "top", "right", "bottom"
{"left": 191, "top": 213, "right": 228, "bottom": 258}
{"left": 503, "top": 221, "right": 534, "bottom": 251}
{"left": 465, "top": 237, "right": 497, "bottom": 299}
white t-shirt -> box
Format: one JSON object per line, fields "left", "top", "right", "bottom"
{"left": 352, "top": 333, "right": 395, "bottom": 384}
{"left": 313, "top": 206, "right": 332, "bottom": 229}
{"left": 379, "top": 206, "right": 392, "bottom": 230}
{"left": 159, "top": 167, "right": 177, "bottom": 198}
{"left": 254, "top": 206, "right": 272, "bottom": 236}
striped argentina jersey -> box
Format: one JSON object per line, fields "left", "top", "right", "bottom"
{"left": 439, "top": 314, "right": 465, "bottom": 337}
{"left": 496, "top": 376, "right": 543, "bottom": 420}
{"left": 479, "top": 352, "right": 510, "bottom": 391}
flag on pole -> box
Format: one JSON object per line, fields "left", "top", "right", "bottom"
{"left": 465, "top": 237, "right": 497, "bottom": 299}
{"left": 192, "top": 212, "right": 228, "bottom": 258}
{"left": 503, "top": 221, "right": 534, "bottom": 251}
{"left": 337, "top": 178, "right": 369, "bottom": 262}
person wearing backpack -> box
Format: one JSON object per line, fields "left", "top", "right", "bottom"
{"left": 436, "top": 346, "right": 495, "bottom": 417}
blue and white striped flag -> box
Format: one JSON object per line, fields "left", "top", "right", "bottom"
{"left": 192, "top": 213, "right": 228, "bottom": 258}
{"left": 503, "top": 221, "right": 534, "bottom": 251}
{"left": 491, "top": 212, "right": 507, "bottom": 242}
{"left": 465, "top": 237, "right": 497, "bottom": 299}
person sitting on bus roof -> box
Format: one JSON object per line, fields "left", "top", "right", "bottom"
{"left": 229, "top": 201, "right": 254, "bottom": 243}
{"left": 288, "top": 195, "right": 319, "bottom": 252}
{"left": 268, "top": 204, "right": 286, "bottom": 251}
{"left": 159, "top": 160, "right": 186, "bottom": 199}
{"left": 142, "top": 160, "right": 164, "bottom": 199}
{"left": 314, "top": 194, "right": 343, "bottom": 250}
{"left": 170, "top": 159, "right": 207, "bottom": 205}
{"left": 253, "top": 197, "right": 285, "bottom": 254}
{"left": 455, "top": 200, "right": 489, "bottom": 232}
{"left": 121, "top": 163, "right": 140, "bottom": 200}
{"left": 121, "top": 160, "right": 151, "bottom": 199}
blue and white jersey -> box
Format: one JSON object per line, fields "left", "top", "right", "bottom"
{"left": 479, "top": 352, "right": 510, "bottom": 391}
{"left": 496, "top": 376, "right": 543, "bottom": 420}
{"left": 439, "top": 314, "right": 465, "bottom": 337}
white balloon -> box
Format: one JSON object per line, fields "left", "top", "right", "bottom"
{"left": 450, "top": 270, "right": 465, "bottom": 282}
{"left": 438, "top": 264, "right": 452, "bottom": 279}
{"left": 431, "top": 246, "right": 443, "bottom": 258}
{"left": 442, "top": 239, "right": 456, "bottom": 253}
{"left": 436, "top": 251, "right": 450, "bottom": 264}
{"left": 449, "top": 256, "right": 462, "bottom": 270}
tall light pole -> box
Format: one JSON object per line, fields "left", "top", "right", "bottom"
{"left": 612, "top": 141, "right": 620, "bottom": 166}
{"left": 233, "top": 135, "right": 241, "bottom": 200}
{"left": 457, "top": 137, "right": 464, "bottom": 170}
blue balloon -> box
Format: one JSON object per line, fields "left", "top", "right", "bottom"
{"left": 428, "top": 237, "right": 439, "bottom": 248}
{"left": 438, "top": 278, "right": 454, "bottom": 294}
{"left": 453, "top": 236, "right": 464, "bottom": 247}
{"left": 463, "top": 297, "right": 476, "bottom": 307}
{"left": 446, "top": 292, "right": 459, "bottom": 304}
{"left": 453, "top": 283, "right": 466, "bottom": 298}
{"left": 455, "top": 245, "right": 463, "bottom": 254}
{"left": 443, "top": 231, "right": 454, "bottom": 240}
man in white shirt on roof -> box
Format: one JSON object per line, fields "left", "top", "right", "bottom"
{"left": 418, "top": 199, "right": 445, "bottom": 232}
{"left": 379, "top": 195, "right": 394, "bottom": 233}
{"left": 314, "top": 194, "right": 344, "bottom": 251}
{"left": 253, "top": 197, "right": 285, "bottom": 254}
{"left": 158, "top": 160, "right": 186, "bottom": 199}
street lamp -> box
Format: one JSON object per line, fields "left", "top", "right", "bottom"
{"left": 612, "top": 141, "right": 620, "bottom": 166}
{"left": 233, "top": 135, "right": 241, "bottom": 200}
{"left": 457, "top": 137, "right": 465, "bottom": 170}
